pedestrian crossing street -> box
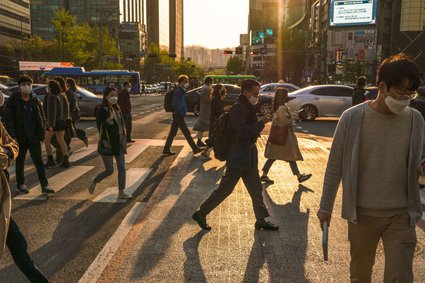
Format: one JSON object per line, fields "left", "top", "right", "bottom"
{"left": 10, "top": 139, "right": 187, "bottom": 203}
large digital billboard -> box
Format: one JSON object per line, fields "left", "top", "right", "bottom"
{"left": 330, "top": 0, "right": 377, "bottom": 27}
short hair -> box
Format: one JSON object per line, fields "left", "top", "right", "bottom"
{"left": 47, "top": 80, "right": 61, "bottom": 95}
{"left": 123, "top": 81, "right": 131, "bottom": 87}
{"left": 241, "top": 79, "right": 260, "bottom": 94}
{"left": 377, "top": 53, "right": 422, "bottom": 91}
{"left": 17, "top": 75, "right": 33, "bottom": 85}
{"left": 54, "top": 76, "right": 67, "bottom": 92}
{"left": 66, "top": 78, "right": 78, "bottom": 92}
{"left": 356, "top": 76, "right": 367, "bottom": 87}
{"left": 273, "top": 88, "right": 288, "bottom": 112}
{"left": 177, "top": 75, "right": 189, "bottom": 83}
{"left": 204, "top": 76, "right": 213, "bottom": 85}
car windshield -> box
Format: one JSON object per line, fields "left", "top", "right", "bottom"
{"left": 77, "top": 87, "right": 98, "bottom": 98}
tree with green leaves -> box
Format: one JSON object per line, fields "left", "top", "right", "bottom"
{"left": 226, "top": 56, "right": 244, "bottom": 75}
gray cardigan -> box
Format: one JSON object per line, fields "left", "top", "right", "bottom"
{"left": 319, "top": 103, "right": 425, "bottom": 226}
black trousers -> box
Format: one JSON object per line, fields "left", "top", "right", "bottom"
{"left": 123, "top": 113, "right": 132, "bottom": 141}
{"left": 6, "top": 217, "right": 49, "bottom": 283}
{"left": 16, "top": 142, "right": 48, "bottom": 187}
{"left": 199, "top": 167, "right": 270, "bottom": 220}
{"left": 164, "top": 114, "right": 197, "bottom": 151}
{"left": 262, "top": 159, "right": 300, "bottom": 176}
{"left": 53, "top": 122, "right": 87, "bottom": 154}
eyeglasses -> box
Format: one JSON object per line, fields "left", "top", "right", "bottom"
{"left": 389, "top": 88, "right": 418, "bottom": 100}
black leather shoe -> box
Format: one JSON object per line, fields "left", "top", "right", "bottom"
{"left": 42, "top": 186, "right": 55, "bottom": 195}
{"left": 260, "top": 176, "right": 274, "bottom": 184}
{"left": 255, "top": 219, "right": 279, "bottom": 231}
{"left": 192, "top": 211, "right": 211, "bottom": 230}
{"left": 298, "top": 173, "right": 312, "bottom": 183}
{"left": 163, "top": 151, "right": 176, "bottom": 155}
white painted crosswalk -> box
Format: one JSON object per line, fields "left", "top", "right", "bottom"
{"left": 14, "top": 166, "right": 95, "bottom": 201}
{"left": 92, "top": 168, "right": 151, "bottom": 203}
{"left": 125, "top": 143, "right": 148, "bottom": 163}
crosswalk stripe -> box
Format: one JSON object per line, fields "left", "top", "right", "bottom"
{"left": 78, "top": 202, "right": 146, "bottom": 283}
{"left": 125, "top": 143, "right": 148, "bottom": 163}
{"left": 69, "top": 144, "right": 97, "bottom": 162}
{"left": 14, "top": 165, "right": 95, "bottom": 201}
{"left": 92, "top": 168, "right": 151, "bottom": 203}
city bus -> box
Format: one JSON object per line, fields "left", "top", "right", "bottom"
{"left": 44, "top": 67, "right": 141, "bottom": 94}
{"left": 205, "top": 75, "right": 257, "bottom": 86}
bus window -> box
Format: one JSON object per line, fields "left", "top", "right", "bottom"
{"left": 105, "top": 75, "right": 120, "bottom": 89}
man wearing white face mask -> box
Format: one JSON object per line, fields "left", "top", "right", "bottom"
{"left": 118, "top": 81, "right": 135, "bottom": 143}
{"left": 317, "top": 54, "right": 425, "bottom": 282}
{"left": 193, "top": 79, "right": 278, "bottom": 231}
{"left": 163, "top": 75, "right": 203, "bottom": 155}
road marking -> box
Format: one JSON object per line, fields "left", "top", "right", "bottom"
{"left": 78, "top": 202, "right": 146, "bottom": 283}
{"left": 302, "top": 130, "right": 310, "bottom": 133}
{"left": 296, "top": 126, "right": 302, "bottom": 129}
{"left": 86, "top": 127, "right": 95, "bottom": 130}
{"left": 139, "top": 112, "right": 145, "bottom": 114}
{"left": 69, "top": 144, "right": 97, "bottom": 162}
{"left": 92, "top": 168, "right": 151, "bottom": 203}
{"left": 125, "top": 143, "right": 148, "bottom": 163}
{"left": 14, "top": 166, "right": 95, "bottom": 200}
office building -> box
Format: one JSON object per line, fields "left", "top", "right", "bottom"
{"left": 0, "top": 0, "right": 31, "bottom": 45}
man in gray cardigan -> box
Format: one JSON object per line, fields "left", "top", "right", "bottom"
{"left": 318, "top": 53, "right": 425, "bottom": 282}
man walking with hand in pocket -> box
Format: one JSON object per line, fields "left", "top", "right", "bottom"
{"left": 317, "top": 54, "right": 424, "bottom": 282}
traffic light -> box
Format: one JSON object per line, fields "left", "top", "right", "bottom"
{"left": 250, "top": 50, "right": 260, "bottom": 55}
{"left": 223, "top": 50, "right": 233, "bottom": 55}
{"left": 235, "top": 47, "right": 243, "bottom": 54}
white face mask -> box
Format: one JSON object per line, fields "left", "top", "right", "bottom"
{"left": 183, "top": 82, "right": 189, "bottom": 89}
{"left": 0, "top": 91, "right": 4, "bottom": 107}
{"left": 46, "top": 87, "right": 50, "bottom": 94}
{"left": 108, "top": 96, "right": 118, "bottom": 104}
{"left": 21, "top": 85, "right": 32, "bottom": 94}
{"left": 384, "top": 95, "right": 410, "bottom": 114}
{"left": 127, "top": 87, "right": 132, "bottom": 93}
{"left": 249, "top": 96, "right": 259, "bottom": 105}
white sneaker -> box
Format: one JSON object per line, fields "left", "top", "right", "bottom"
{"left": 118, "top": 190, "right": 133, "bottom": 199}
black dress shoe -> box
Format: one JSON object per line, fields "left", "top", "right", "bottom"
{"left": 260, "top": 176, "right": 274, "bottom": 184}
{"left": 192, "top": 211, "right": 211, "bottom": 230}
{"left": 163, "top": 151, "right": 176, "bottom": 155}
{"left": 128, "top": 139, "right": 136, "bottom": 143}
{"left": 298, "top": 173, "right": 312, "bottom": 183}
{"left": 255, "top": 219, "right": 279, "bottom": 231}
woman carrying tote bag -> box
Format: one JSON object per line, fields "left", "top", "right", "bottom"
{"left": 88, "top": 87, "right": 132, "bottom": 199}
{"left": 261, "top": 88, "right": 312, "bottom": 184}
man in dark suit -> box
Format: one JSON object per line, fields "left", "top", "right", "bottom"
{"left": 192, "top": 79, "right": 278, "bottom": 231}
{"left": 118, "top": 81, "right": 135, "bottom": 143}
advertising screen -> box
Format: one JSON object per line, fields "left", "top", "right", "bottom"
{"left": 330, "top": 0, "right": 377, "bottom": 27}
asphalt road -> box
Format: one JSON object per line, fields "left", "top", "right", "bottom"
{"left": 0, "top": 94, "right": 338, "bottom": 283}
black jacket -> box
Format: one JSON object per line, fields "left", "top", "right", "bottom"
{"left": 210, "top": 96, "right": 224, "bottom": 130}
{"left": 96, "top": 106, "right": 126, "bottom": 155}
{"left": 4, "top": 92, "right": 45, "bottom": 143}
{"left": 352, "top": 87, "right": 366, "bottom": 106}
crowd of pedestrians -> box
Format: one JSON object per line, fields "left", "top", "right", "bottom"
{"left": 1, "top": 53, "right": 425, "bottom": 282}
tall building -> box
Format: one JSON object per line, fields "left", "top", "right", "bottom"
{"left": 0, "top": 0, "right": 31, "bottom": 44}
{"left": 146, "top": 0, "right": 183, "bottom": 58}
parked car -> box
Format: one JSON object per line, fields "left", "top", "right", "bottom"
{"left": 6, "top": 84, "right": 103, "bottom": 117}
{"left": 256, "top": 83, "right": 300, "bottom": 116}
{"left": 186, "top": 84, "right": 241, "bottom": 116}
{"left": 286, "top": 85, "right": 354, "bottom": 121}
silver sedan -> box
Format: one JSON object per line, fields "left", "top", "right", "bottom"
{"left": 287, "top": 85, "right": 353, "bottom": 121}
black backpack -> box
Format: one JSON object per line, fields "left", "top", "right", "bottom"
{"left": 213, "top": 106, "right": 237, "bottom": 161}
{"left": 164, "top": 89, "right": 174, "bottom": 112}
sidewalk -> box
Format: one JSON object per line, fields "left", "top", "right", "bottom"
{"left": 90, "top": 136, "right": 425, "bottom": 282}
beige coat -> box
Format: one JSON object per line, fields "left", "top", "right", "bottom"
{"left": 0, "top": 123, "right": 19, "bottom": 258}
{"left": 264, "top": 104, "right": 303, "bottom": 161}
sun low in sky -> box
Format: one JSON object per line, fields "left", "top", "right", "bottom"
{"left": 184, "top": 0, "right": 249, "bottom": 49}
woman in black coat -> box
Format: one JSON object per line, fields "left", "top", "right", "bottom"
{"left": 88, "top": 87, "right": 132, "bottom": 199}
{"left": 201, "top": 84, "right": 227, "bottom": 159}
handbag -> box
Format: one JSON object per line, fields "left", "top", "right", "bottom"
{"left": 268, "top": 125, "right": 289, "bottom": 145}
{"left": 97, "top": 123, "right": 114, "bottom": 155}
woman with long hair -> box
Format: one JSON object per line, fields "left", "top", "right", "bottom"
{"left": 66, "top": 78, "right": 88, "bottom": 146}
{"left": 193, "top": 77, "right": 213, "bottom": 147}
{"left": 44, "top": 80, "right": 70, "bottom": 168}
{"left": 201, "top": 84, "right": 227, "bottom": 159}
{"left": 88, "top": 87, "right": 132, "bottom": 199}
{"left": 261, "top": 88, "right": 311, "bottom": 184}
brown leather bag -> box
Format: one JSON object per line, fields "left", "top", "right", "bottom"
{"left": 268, "top": 125, "right": 289, "bottom": 145}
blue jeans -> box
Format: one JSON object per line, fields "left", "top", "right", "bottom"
{"left": 6, "top": 217, "right": 49, "bottom": 283}
{"left": 94, "top": 149, "right": 126, "bottom": 190}
{"left": 262, "top": 159, "right": 300, "bottom": 176}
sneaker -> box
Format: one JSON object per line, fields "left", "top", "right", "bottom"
{"left": 193, "top": 147, "right": 203, "bottom": 155}
{"left": 260, "top": 176, "right": 274, "bottom": 184}
{"left": 196, "top": 140, "right": 206, "bottom": 147}
{"left": 88, "top": 181, "right": 97, "bottom": 194}
{"left": 162, "top": 151, "right": 176, "bottom": 155}
{"left": 192, "top": 211, "right": 211, "bottom": 230}
{"left": 44, "top": 159, "right": 56, "bottom": 168}
{"left": 298, "top": 174, "right": 312, "bottom": 183}
{"left": 118, "top": 190, "right": 133, "bottom": 199}
{"left": 42, "top": 186, "right": 55, "bottom": 194}
{"left": 16, "top": 184, "right": 29, "bottom": 194}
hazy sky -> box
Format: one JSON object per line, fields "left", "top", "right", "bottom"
{"left": 184, "top": 0, "right": 249, "bottom": 49}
